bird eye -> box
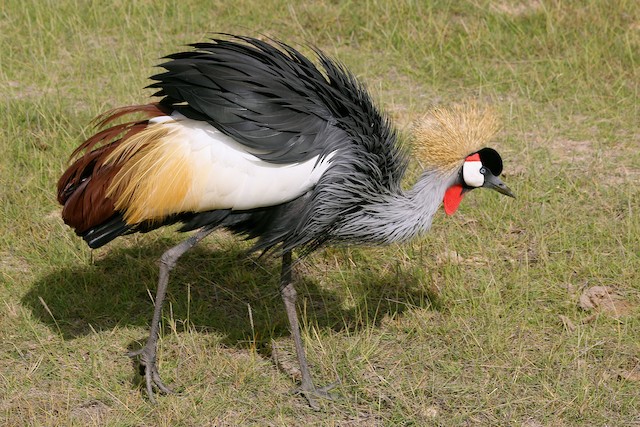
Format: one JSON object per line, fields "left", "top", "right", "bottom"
{"left": 480, "top": 167, "right": 487, "bottom": 174}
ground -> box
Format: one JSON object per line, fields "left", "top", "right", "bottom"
{"left": 1, "top": 1, "right": 639, "bottom": 426}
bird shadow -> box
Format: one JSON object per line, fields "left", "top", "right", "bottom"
{"left": 23, "top": 237, "right": 439, "bottom": 373}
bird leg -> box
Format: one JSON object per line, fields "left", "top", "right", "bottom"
{"left": 279, "top": 251, "right": 338, "bottom": 410}
{"left": 128, "top": 226, "right": 215, "bottom": 403}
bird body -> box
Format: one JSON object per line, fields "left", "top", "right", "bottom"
{"left": 106, "top": 112, "right": 336, "bottom": 220}
{"left": 59, "top": 35, "right": 414, "bottom": 253}
{"left": 57, "top": 34, "right": 514, "bottom": 407}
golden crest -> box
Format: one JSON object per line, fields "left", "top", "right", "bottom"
{"left": 411, "top": 103, "right": 500, "bottom": 173}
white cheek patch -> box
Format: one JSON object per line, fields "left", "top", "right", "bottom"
{"left": 463, "top": 161, "right": 484, "bottom": 188}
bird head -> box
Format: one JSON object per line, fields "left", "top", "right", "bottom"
{"left": 443, "top": 147, "right": 515, "bottom": 215}
{"left": 411, "top": 103, "right": 515, "bottom": 215}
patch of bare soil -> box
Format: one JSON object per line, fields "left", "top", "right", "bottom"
{"left": 615, "top": 366, "right": 640, "bottom": 383}
{"left": 521, "top": 417, "right": 545, "bottom": 427}
{"left": 4, "top": 81, "right": 55, "bottom": 101}
{"left": 44, "top": 209, "right": 62, "bottom": 221}
{"left": 491, "top": 1, "right": 544, "bottom": 17}
{"left": 545, "top": 133, "right": 640, "bottom": 186}
{"left": 548, "top": 137, "right": 595, "bottom": 163}
{"left": 0, "top": 251, "right": 30, "bottom": 273}
{"left": 578, "top": 286, "right": 634, "bottom": 319}
{"left": 70, "top": 400, "right": 111, "bottom": 423}
{"left": 560, "top": 284, "right": 636, "bottom": 330}
{"left": 435, "top": 249, "right": 518, "bottom": 267}
{"left": 605, "top": 165, "right": 640, "bottom": 186}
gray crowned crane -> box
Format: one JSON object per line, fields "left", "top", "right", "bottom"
{"left": 57, "top": 34, "right": 514, "bottom": 408}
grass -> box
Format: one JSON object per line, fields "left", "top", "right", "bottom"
{"left": 1, "top": 0, "right": 639, "bottom": 425}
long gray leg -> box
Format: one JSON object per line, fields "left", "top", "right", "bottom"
{"left": 279, "top": 251, "right": 338, "bottom": 410}
{"left": 128, "top": 226, "right": 215, "bottom": 403}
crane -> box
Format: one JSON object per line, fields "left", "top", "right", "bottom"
{"left": 57, "top": 34, "right": 514, "bottom": 408}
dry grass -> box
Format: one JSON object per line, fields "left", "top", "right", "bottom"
{"left": 1, "top": 0, "right": 639, "bottom": 425}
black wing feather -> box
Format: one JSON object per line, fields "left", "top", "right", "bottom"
{"left": 148, "top": 35, "right": 408, "bottom": 252}
{"left": 149, "top": 36, "right": 342, "bottom": 163}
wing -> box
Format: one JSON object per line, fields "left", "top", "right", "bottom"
{"left": 148, "top": 35, "right": 407, "bottom": 186}
{"left": 148, "top": 35, "right": 348, "bottom": 164}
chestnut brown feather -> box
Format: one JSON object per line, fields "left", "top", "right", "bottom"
{"left": 57, "top": 104, "right": 168, "bottom": 233}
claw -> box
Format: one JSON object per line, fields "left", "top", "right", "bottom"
{"left": 290, "top": 379, "right": 341, "bottom": 410}
{"left": 128, "top": 346, "right": 173, "bottom": 403}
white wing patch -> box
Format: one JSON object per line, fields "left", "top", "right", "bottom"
{"left": 157, "top": 113, "right": 335, "bottom": 212}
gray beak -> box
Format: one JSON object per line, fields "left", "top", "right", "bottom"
{"left": 484, "top": 173, "right": 516, "bottom": 198}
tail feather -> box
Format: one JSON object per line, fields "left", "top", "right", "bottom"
{"left": 93, "top": 103, "right": 171, "bottom": 129}
{"left": 81, "top": 214, "right": 131, "bottom": 249}
{"left": 58, "top": 104, "right": 168, "bottom": 236}
{"left": 69, "top": 103, "right": 170, "bottom": 160}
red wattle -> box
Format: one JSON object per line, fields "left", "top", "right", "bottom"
{"left": 443, "top": 184, "right": 464, "bottom": 216}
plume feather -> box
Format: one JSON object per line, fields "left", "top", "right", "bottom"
{"left": 411, "top": 103, "right": 500, "bottom": 173}
{"left": 104, "top": 124, "right": 194, "bottom": 224}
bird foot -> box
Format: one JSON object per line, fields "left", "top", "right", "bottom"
{"left": 128, "top": 345, "right": 173, "bottom": 402}
{"left": 290, "top": 380, "right": 341, "bottom": 411}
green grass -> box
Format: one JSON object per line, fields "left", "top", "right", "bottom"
{"left": 1, "top": 0, "right": 639, "bottom": 425}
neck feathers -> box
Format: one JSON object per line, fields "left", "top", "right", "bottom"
{"left": 332, "top": 169, "right": 458, "bottom": 244}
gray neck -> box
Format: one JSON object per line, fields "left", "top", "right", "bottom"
{"left": 335, "top": 169, "right": 459, "bottom": 244}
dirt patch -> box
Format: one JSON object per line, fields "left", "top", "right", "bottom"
{"left": 548, "top": 138, "right": 595, "bottom": 163}
{"left": 545, "top": 134, "right": 640, "bottom": 187}
{"left": 605, "top": 166, "right": 640, "bottom": 186}
{"left": 436, "top": 249, "right": 519, "bottom": 267}
{"left": 44, "top": 209, "right": 62, "bottom": 221}
{"left": 0, "top": 251, "right": 30, "bottom": 273}
{"left": 521, "top": 417, "right": 545, "bottom": 427}
{"left": 578, "top": 286, "right": 634, "bottom": 319}
{"left": 4, "top": 81, "right": 55, "bottom": 101}
{"left": 561, "top": 285, "right": 636, "bottom": 329}
{"left": 70, "top": 400, "right": 111, "bottom": 423}
{"left": 616, "top": 366, "right": 640, "bottom": 383}
{"left": 436, "top": 249, "right": 490, "bottom": 266}
{"left": 491, "top": 1, "right": 544, "bottom": 17}
{"left": 558, "top": 315, "right": 577, "bottom": 332}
